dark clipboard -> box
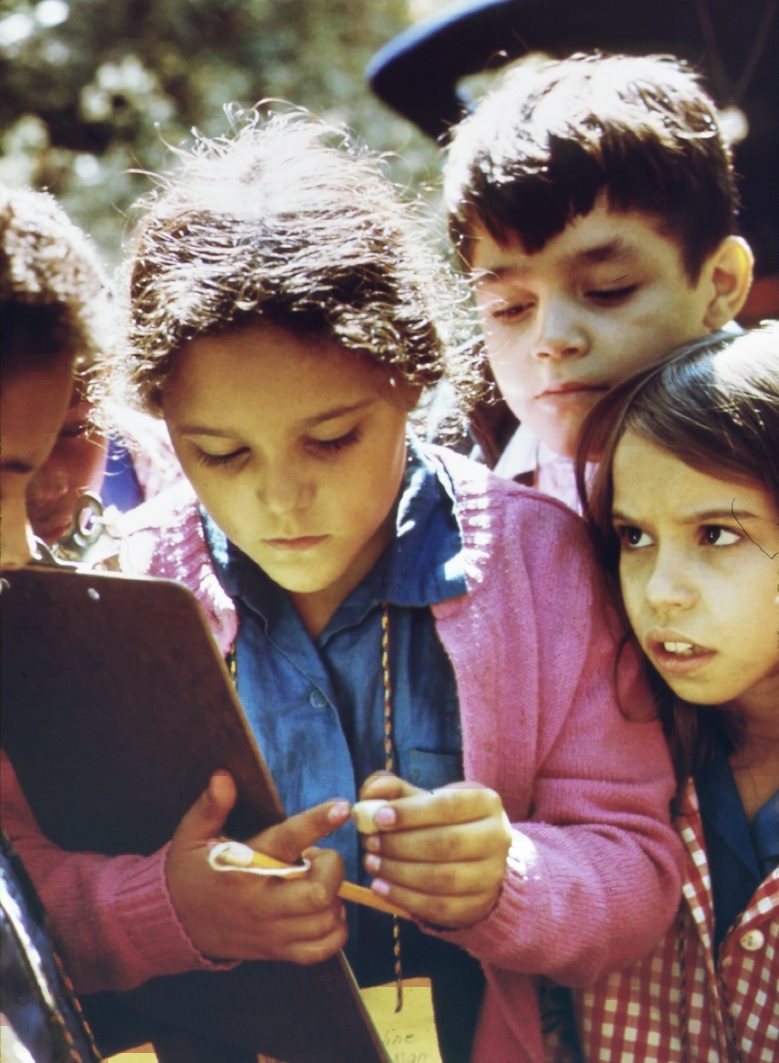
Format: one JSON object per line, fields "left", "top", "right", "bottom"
{"left": 1, "top": 565, "right": 391, "bottom": 1063}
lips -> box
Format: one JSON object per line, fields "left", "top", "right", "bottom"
{"left": 262, "top": 535, "right": 329, "bottom": 552}
{"left": 645, "top": 630, "right": 716, "bottom": 677}
{"left": 536, "top": 382, "right": 609, "bottom": 399}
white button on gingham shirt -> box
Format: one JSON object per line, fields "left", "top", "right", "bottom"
{"left": 575, "top": 778, "right": 779, "bottom": 1062}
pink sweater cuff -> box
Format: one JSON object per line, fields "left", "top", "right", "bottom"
{"left": 120, "top": 843, "right": 238, "bottom": 979}
{"left": 72, "top": 843, "right": 237, "bottom": 993}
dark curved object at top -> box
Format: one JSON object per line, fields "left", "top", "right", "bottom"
{"left": 367, "top": 0, "right": 779, "bottom": 278}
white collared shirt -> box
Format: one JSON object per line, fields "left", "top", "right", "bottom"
{"left": 493, "top": 423, "right": 595, "bottom": 513}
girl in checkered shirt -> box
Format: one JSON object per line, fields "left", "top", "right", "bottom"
{"left": 574, "top": 322, "right": 779, "bottom": 1062}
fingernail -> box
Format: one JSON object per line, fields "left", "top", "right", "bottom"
{"left": 374, "top": 806, "right": 396, "bottom": 827}
{"left": 364, "top": 835, "right": 380, "bottom": 853}
{"left": 364, "top": 854, "right": 381, "bottom": 874}
{"left": 327, "top": 800, "right": 350, "bottom": 823}
{"left": 371, "top": 878, "right": 390, "bottom": 897}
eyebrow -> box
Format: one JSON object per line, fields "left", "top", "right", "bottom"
{"left": 176, "top": 398, "right": 376, "bottom": 438}
{"left": 473, "top": 238, "right": 639, "bottom": 285}
{"left": 575, "top": 238, "right": 639, "bottom": 266}
{"left": 612, "top": 507, "right": 762, "bottom": 524}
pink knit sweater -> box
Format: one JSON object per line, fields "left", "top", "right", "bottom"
{"left": 425, "top": 449, "right": 681, "bottom": 1061}
{"left": 2, "top": 446, "right": 681, "bottom": 1061}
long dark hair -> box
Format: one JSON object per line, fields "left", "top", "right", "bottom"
{"left": 577, "top": 323, "right": 779, "bottom": 786}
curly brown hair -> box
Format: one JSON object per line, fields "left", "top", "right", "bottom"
{"left": 1, "top": 187, "right": 113, "bottom": 377}
{"left": 116, "top": 106, "right": 479, "bottom": 415}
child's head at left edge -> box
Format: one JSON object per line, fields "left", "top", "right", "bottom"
{"left": 578, "top": 322, "right": 779, "bottom": 776}
{"left": 112, "top": 107, "right": 469, "bottom": 632}
{"left": 1, "top": 187, "right": 110, "bottom": 569}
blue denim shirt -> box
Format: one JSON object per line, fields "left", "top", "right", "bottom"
{"left": 203, "top": 438, "right": 467, "bottom": 886}
{"left": 696, "top": 738, "right": 779, "bottom": 952}
{"left": 101, "top": 437, "right": 143, "bottom": 512}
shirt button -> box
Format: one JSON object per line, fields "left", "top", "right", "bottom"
{"left": 740, "top": 929, "right": 765, "bottom": 952}
{"left": 309, "top": 690, "right": 327, "bottom": 709}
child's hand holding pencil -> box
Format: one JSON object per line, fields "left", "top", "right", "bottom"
{"left": 166, "top": 770, "right": 352, "bottom": 966}
{"left": 208, "top": 839, "right": 412, "bottom": 920}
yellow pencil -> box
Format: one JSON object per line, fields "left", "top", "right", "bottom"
{"left": 208, "top": 840, "right": 411, "bottom": 920}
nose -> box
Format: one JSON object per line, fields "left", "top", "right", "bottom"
{"left": 643, "top": 551, "right": 697, "bottom": 614}
{"left": 256, "top": 460, "right": 313, "bottom": 517}
{"left": 26, "top": 460, "right": 69, "bottom": 510}
{"left": 531, "top": 299, "right": 588, "bottom": 360}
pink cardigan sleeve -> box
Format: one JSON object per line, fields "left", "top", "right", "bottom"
{"left": 431, "top": 454, "right": 682, "bottom": 985}
{"left": 1, "top": 752, "right": 232, "bottom": 994}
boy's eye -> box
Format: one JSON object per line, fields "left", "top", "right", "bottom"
{"left": 616, "top": 524, "right": 653, "bottom": 549}
{"left": 587, "top": 285, "right": 639, "bottom": 305}
{"left": 700, "top": 525, "right": 740, "bottom": 547}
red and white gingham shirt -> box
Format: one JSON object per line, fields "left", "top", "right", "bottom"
{"left": 576, "top": 778, "right": 779, "bottom": 1062}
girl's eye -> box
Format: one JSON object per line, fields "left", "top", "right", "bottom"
{"left": 309, "top": 428, "right": 361, "bottom": 454}
{"left": 588, "top": 285, "right": 639, "bottom": 305}
{"left": 194, "top": 447, "right": 247, "bottom": 468}
{"left": 491, "top": 301, "right": 532, "bottom": 323}
{"left": 60, "top": 422, "right": 92, "bottom": 440}
{"left": 616, "top": 524, "right": 653, "bottom": 549}
{"left": 700, "top": 525, "right": 740, "bottom": 547}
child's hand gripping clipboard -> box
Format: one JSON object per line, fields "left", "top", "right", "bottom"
{"left": 1, "top": 565, "right": 391, "bottom": 1063}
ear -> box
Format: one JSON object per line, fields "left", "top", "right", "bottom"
{"left": 701, "top": 236, "right": 754, "bottom": 330}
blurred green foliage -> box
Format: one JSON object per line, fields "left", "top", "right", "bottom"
{"left": 0, "top": 0, "right": 444, "bottom": 260}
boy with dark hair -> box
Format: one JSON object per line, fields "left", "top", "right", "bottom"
{"left": 442, "top": 51, "right": 754, "bottom": 506}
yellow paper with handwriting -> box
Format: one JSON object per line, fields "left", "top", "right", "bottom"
{"left": 361, "top": 979, "right": 443, "bottom": 1063}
